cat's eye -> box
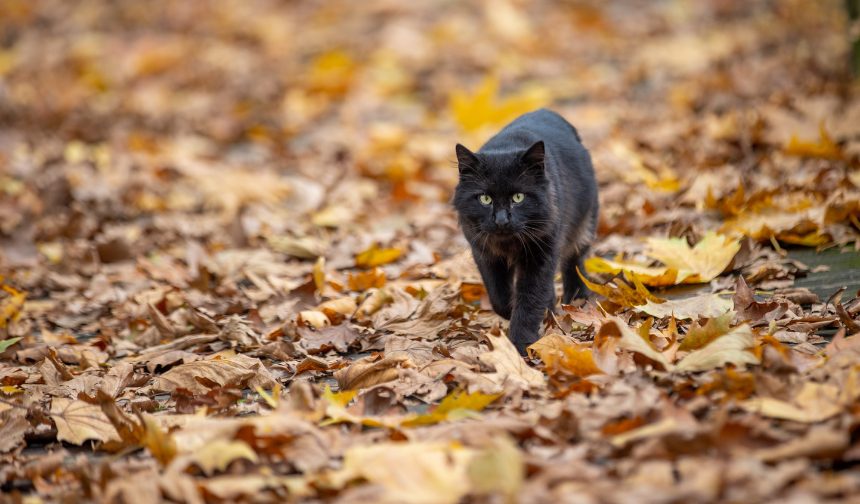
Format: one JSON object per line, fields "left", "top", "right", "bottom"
{"left": 479, "top": 194, "right": 492, "bottom": 205}
{"left": 512, "top": 193, "right": 524, "bottom": 203}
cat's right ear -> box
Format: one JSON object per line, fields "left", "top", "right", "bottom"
{"left": 455, "top": 144, "right": 480, "bottom": 174}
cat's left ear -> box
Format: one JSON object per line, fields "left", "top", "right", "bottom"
{"left": 455, "top": 144, "right": 480, "bottom": 174}
{"left": 521, "top": 141, "right": 545, "bottom": 172}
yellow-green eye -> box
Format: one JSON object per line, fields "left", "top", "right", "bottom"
{"left": 513, "top": 193, "right": 524, "bottom": 203}
{"left": 479, "top": 194, "right": 492, "bottom": 205}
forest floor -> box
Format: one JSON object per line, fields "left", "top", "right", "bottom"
{"left": 2, "top": 0, "right": 860, "bottom": 503}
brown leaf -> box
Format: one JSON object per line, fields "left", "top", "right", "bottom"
{"left": 334, "top": 353, "right": 412, "bottom": 391}
{"left": 477, "top": 330, "right": 545, "bottom": 391}
{"left": 150, "top": 357, "right": 255, "bottom": 395}
{"left": 297, "top": 323, "right": 362, "bottom": 353}
{"left": 50, "top": 398, "right": 122, "bottom": 445}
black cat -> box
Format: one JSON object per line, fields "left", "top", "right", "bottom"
{"left": 453, "top": 109, "right": 599, "bottom": 355}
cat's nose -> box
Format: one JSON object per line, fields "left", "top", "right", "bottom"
{"left": 495, "top": 210, "right": 509, "bottom": 228}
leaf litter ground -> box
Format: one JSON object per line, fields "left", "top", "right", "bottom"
{"left": 2, "top": 0, "right": 860, "bottom": 503}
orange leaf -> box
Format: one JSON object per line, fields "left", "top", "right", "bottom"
{"left": 348, "top": 267, "right": 386, "bottom": 292}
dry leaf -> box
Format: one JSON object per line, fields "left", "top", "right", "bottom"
{"left": 50, "top": 398, "right": 122, "bottom": 445}
{"left": 477, "top": 331, "right": 545, "bottom": 391}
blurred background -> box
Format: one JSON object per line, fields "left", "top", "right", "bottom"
{"left": 0, "top": 0, "right": 856, "bottom": 282}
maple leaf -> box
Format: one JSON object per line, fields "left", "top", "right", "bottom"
{"left": 674, "top": 324, "right": 760, "bottom": 372}
{"left": 539, "top": 342, "right": 605, "bottom": 378}
{"left": 450, "top": 75, "right": 549, "bottom": 132}
{"left": 348, "top": 267, "right": 386, "bottom": 291}
{"left": 599, "top": 317, "right": 672, "bottom": 370}
{"left": 576, "top": 268, "right": 666, "bottom": 307}
{"left": 402, "top": 390, "right": 501, "bottom": 427}
{"left": 50, "top": 398, "right": 122, "bottom": 445}
{"left": 678, "top": 312, "right": 734, "bottom": 351}
{"left": 638, "top": 293, "right": 733, "bottom": 320}
{"left": 644, "top": 232, "right": 740, "bottom": 284}
{"left": 0, "top": 286, "right": 26, "bottom": 329}
{"left": 587, "top": 232, "right": 740, "bottom": 286}
{"left": 785, "top": 124, "right": 842, "bottom": 160}
{"left": 477, "top": 330, "right": 545, "bottom": 392}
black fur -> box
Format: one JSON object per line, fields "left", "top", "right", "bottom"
{"left": 453, "top": 109, "right": 599, "bottom": 355}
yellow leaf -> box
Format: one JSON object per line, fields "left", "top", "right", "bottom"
{"left": 674, "top": 324, "right": 760, "bottom": 372}
{"left": 320, "top": 385, "right": 384, "bottom": 428}
{"left": 785, "top": 124, "right": 841, "bottom": 160}
{"left": 450, "top": 76, "right": 549, "bottom": 132}
{"left": 1, "top": 385, "right": 23, "bottom": 394}
{"left": 299, "top": 310, "right": 331, "bottom": 328}
{"left": 140, "top": 414, "right": 177, "bottom": 465}
{"left": 477, "top": 330, "right": 545, "bottom": 391}
{"left": 638, "top": 294, "right": 733, "bottom": 320}
{"left": 308, "top": 50, "right": 356, "bottom": 96}
{"left": 526, "top": 333, "right": 573, "bottom": 360}
{"left": 313, "top": 256, "right": 326, "bottom": 294}
{"left": 576, "top": 267, "right": 666, "bottom": 307}
{"left": 315, "top": 297, "right": 358, "bottom": 316}
{"left": 355, "top": 244, "right": 401, "bottom": 268}
{"left": 402, "top": 390, "right": 501, "bottom": 428}
{"left": 600, "top": 317, "right": 673, "bottom": 370}
{"left": 185, "top": 439, "right": 259, "bottom": 476}
{"left": 542, "top": 343, "right": 605, "bottom": 378}
{"left": 677, "top": 312, "right": 734, "bottom": 351}
{"left": 585, "top": 256, "right": 680, "bottom": 286}
{"left": 739, "top": 382, "right": 844, "bottom": 423}
{"left": 0, "top": 286, "right": 26, "bottom": 329}
{"left": 643, "top": 232, "right": 740, "bottom": 284}
{"left": 331, "top": 442, "right": 475, "bottom": 504}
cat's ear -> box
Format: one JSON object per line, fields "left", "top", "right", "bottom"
{"left": 521, "top": 141, "right": 545, "bottom": 172}
{"left": 455, "top": 144, "right": 480, "bottom": 174}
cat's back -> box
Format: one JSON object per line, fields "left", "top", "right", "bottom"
{"left": 479, "top": 109, "right": 581, "bottom": 153}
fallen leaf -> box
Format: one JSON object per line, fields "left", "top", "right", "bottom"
{"left": 678, "top": 312, "right": 734, "bottom": 351}
{"left": 639, "top": 294, "right": 733, "bottom": 320}
{"left": 330, "top": 441, "right": 474, "bottom": 504}
{"left": 50, "top": 398, "right": 122, "bottom": 445}
{"left": 355, "top": 244, "right": 401, "bottom": 268}
{"left": 477, "top": 330, "right": 545, "bottom": 391}
{"left": 601, "top": 316, "right": 672, "bottom": 370}
{"left": 298, "top": 324, "right": 362, "bottom": 354}
{"left": 402, "top": 390, "right": 501, "bottom": 427}
{"left": 576, "top": 269, "right": 666, "bottom": 307}
{"left": 177, "top": 439, "right": 259, "bottom": 476}
{"left": 334, "top": 354, "right": 411, "bottom": 391}
{"left": 674, "top": 324, "right": 759, "bottom": 372}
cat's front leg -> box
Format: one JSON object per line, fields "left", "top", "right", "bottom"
{"left": 474, "top": 255, "right": 513, "bottom": 319}
{"left": 509, "top": 258, "right": 556, "bottom": 355}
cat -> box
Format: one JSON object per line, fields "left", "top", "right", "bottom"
{"left": 453, "top": 108, "right": 599, "bottom": 355}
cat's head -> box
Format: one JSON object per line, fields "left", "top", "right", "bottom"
{"left": 452, "top": 141, "right": 553, "bottom": 243}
